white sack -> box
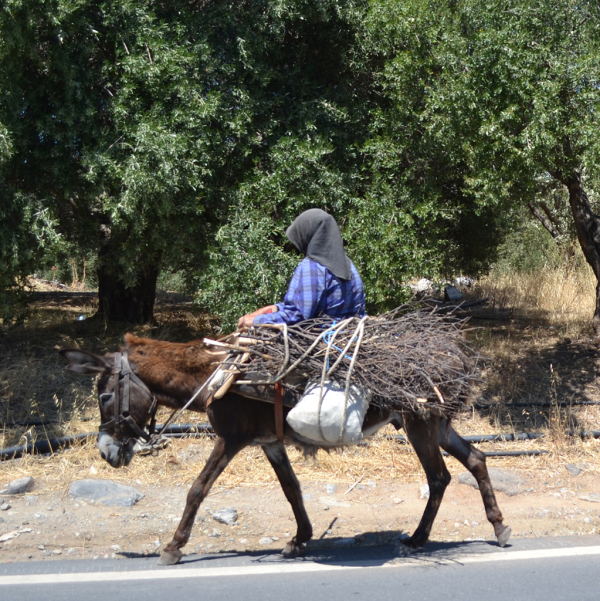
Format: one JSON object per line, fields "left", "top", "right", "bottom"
{"left": 286, "top": 380, "right": 370, "bottom": 445}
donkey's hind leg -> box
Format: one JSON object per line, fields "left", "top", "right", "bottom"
{"left": 159, "top": 436, "right": 246, "bottom": 565}
{"left": 263, "top": 443, "right": 313, "bottom": 557}
{"left": 439, "top": 418, "right": 511, "bottom": 547}
{"left": 401, "top": 414, "right": 452, "bottom": 549}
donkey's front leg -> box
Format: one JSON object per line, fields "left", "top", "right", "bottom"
{"left": 159, "top": 436, "right": 245, "bottom": 565}
{"left": 263, "top": 444, "right": 313, "bottom": 557}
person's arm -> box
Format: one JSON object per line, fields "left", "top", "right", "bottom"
{"left": 237, "top": 305, "right": 278, "bottom": 330}
{"left": 252, "top": 259, "right": 325, "bottom": 326}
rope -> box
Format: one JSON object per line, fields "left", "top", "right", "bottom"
{"left": 315, "top": 319, "right": 351, "bottom": 441}
{"left": 155, "top": 375, "right": 214, "bottom": 437}
{"left": 338, "top": 316, "right": 368, "bottom": 442}
{"left": 309, "top": 316, "right": 368, "bottom": 444}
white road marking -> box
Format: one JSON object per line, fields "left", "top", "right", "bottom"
{"left": 1, "top": 545, "right": 599, "bottom": 586}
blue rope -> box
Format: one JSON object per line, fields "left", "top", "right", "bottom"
{"left": 321, "top": 320, "right": 354, "bottom": 366}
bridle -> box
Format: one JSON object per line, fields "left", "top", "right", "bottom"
{"left": 98, "top": 351, "right": 158, "bottom": 443}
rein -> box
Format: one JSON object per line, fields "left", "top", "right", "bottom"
{"left": 98, "top": 352, "right": 158, "bottom": 443}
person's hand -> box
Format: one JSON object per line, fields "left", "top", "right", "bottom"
{"left": 237, "top": 313, "right": 256, "bottom": 330}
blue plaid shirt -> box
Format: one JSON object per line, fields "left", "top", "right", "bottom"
{"left": 253, "top": 257, "right": 365, "bottom": 326}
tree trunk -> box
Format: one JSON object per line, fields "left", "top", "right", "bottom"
{"left": 561, "top": 171, "right": 600, "bottom": 335}
{"left": 95, "top": 239, "right": 162, "bottom": 324}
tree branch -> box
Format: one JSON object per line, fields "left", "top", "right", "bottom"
{"left": 528, "top": 202, "right": 561, "bottom": 240}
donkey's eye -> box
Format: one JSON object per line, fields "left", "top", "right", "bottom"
{"left": 99, "top": 393, "right": 113, "bottom": 405}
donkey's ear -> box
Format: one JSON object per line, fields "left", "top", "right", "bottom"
{"left": 59, "top": 349, "right": 112, "bottom": 376}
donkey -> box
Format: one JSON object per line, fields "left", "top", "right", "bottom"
{"left": 60, "top": 333, "right": 511, "bottom": 565}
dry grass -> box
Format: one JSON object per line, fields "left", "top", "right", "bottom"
{"left": 476, "top": 260, "right": 596, "bottom": 337}
{"left": 2, "top": 268, "right": 600, "bottom": 490}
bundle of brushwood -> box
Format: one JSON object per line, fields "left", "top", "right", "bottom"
{"left": 232, "top": 304, "right": 479, "bottom": 419}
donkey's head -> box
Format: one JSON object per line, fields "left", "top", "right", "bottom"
{"left": 60, "top": 348, "right": 157, "bottom": 468}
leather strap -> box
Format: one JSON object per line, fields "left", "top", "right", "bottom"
{"left": 99, "top": 351, "right": 156, "bottom": 443}
{"left": 274, "top": 381, "right": 284, "bottom": 441}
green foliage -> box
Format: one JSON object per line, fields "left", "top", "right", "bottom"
{"left": 424, "top": 0, "right": 600, "bottom": 195}
{"left": 198, "top": 0, "right": 517, "bottom": 326}
{"left": 6, "top": 0, "right": 596, "bottom": 325}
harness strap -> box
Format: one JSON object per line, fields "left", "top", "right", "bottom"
{"left": 99, "top": 351, "right": 157, "bottom": 443}
{"left": 274, "top": 381, "right": 284, "bottom": 441}
{"left": 121, "top": 353, "right": 131, "bottom": 417}
{"left": 113, "top": 352, "right": 122, "bottom": 429}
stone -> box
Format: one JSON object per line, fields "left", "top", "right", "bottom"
{"left": 0, "top": 531, "right": 19, "bottom": 542}
{"left": 69, "top": 479, "right": 144, "bottom": 507}
{"left": 579, "top": 493, "right": 600, "bottom": 503}
{"left": 212, "top": 508, "right": 238, "bottom": 526}
{"left": 2, "top": 476, "right": 34, "bottom": 495}
{"left": 325, "top": 484, "right": 337, "bottom": 495}
{"left": 458, "top": 468, "right": 527, "bottom": 496}
{"left": 444, "top": 285, "right": 463, "bottom": 302}
{"left": 565, "top": 464, "right": 582, "bottom": 476}
{"left": 0, "top": 503, "right": 10, "bottom": 511}
{"left": 454, "top": 276, "right": 474, "bottom": 288}
{"left": 259, "top": 537, "right": 273, "bottom": 545}
{"left": 413, "top": 278, "right": 435, "bottom": 295}
{"left": 420, "top": 484, "right": 430, "bottom": 499}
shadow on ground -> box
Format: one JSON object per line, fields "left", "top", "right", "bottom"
{"left": 473, "top": 313, "right": 600, "bottom": 433}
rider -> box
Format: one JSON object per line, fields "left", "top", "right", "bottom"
{"left": 237, "top": 208, "right": 365, "bottom": 329}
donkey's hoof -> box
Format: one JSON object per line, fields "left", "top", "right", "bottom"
{"left": 497, "top": 526, "right": 512, "bottom": 548}
{"left": 158, "top": 548, "right": 183, "bottom": 565}
{"left": 281, "top": 541, "right": 305, "bottom": 558}
{"left": 394, "top": 537, "right": 417, "bottom": 556}
{"left": 396, "top": 534, "right": 424, "bottom": 550}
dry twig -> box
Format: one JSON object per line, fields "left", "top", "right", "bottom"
{"left": 231, "top": 305, "right": 479, "bottom": 419}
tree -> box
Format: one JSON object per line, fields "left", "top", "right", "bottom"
{"left": 401, "top": 0, "right": 600, "bottom": 330}
{"left": 197, "top": 0, "right": 517, "bottom": 329}
{"left": 0, "top": 118, "right": 60, "bottom": 320}
{"left": 0, "top": 0, "right": 251, "bottom": 323}
{"left": 1, "top": 0, "right": 534, "bottom": 328}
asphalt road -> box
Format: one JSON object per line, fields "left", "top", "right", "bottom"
{"left": 1, "top": 535, "right": 599, "bottom": 601}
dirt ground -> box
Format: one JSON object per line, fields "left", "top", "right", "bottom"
{"left": 1, "top": 449, "right": 600, "bottom": 563}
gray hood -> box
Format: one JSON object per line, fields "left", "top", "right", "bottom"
{"left": 286, "top": 209, "right": 351, "bottom": 281}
